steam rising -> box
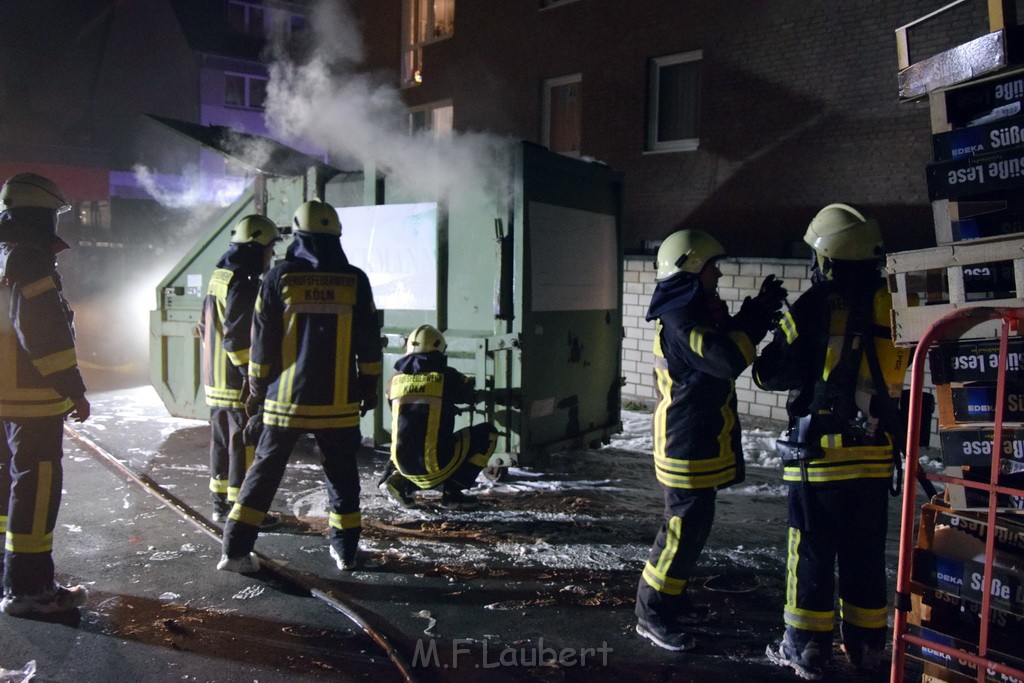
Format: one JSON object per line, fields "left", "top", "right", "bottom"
{"left": 263, "top": 0, "right": 511, "bottom": 203}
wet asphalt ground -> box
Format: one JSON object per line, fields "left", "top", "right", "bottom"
{"left": 0, "top": 369, "right": 921, "bottom": 682}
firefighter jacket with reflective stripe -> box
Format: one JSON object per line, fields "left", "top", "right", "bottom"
{"left": 650, "top": 285, "right": 766, "bottom": 491}
{"left": 752, "top": 280, "right": 910, "bottom": 484}
{"left": 0, "top": 243, "right": 85, "bottom": 417}
{"left": 198, "top": 246, "right": 263, "bottom": 409}
{"left": 248, "top": 239, "right": 382, "bottom": 430}
{"left": 387, "top": 352, "right": 476, "bottom": 489}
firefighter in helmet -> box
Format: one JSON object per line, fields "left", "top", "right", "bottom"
{"left": 197, "top": 214, "right": 280, "bottom": 525}
{"left": 0, "top": 173, "right": 91, "bottom": 616}
{"left": 753, "top": 204, "right": 910, "bottom": 679}
{"left": 380, "top": 324, "right": 498, "bottom": 510}
{"left": 636, "top": 229, "right": 787, "bottom": 651}
{"left": 219, "top": 199, "right": 382, "bottom": 574}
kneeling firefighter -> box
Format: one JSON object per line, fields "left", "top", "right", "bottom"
{"left": 753, "top": 204, "right": 911, "bottom": 679}
{"left": 380, "top": 324, "right": 498, "bottom": 510}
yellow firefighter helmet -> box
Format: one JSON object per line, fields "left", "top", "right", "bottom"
{"left": 293, "top": 199, "right": 341, "bottom": 236}
{"left": 0, "top": 173, "right": 72, "bottom": 214}
{"left": 405, "top": 324, "right": 447, "bottom": 355}
{"left": 654, "top": 229, "right": 726, "bottom": 280}
{"left": 803, "top": 203, "right": 883, "bottom": 261}
{"left": 230, "top": 214, "right": 281, "bottom": 246}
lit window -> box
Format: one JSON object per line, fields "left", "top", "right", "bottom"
{"left": 410, "top": 101, "right": 454, "bottom": 138}
{"left": 225, "top": 73, "right": 269, "bottom": 110}
{"left": 542, "top": 74, "right": 581, "bottom": 156}
{"left": 402, "top": 0, "right": 455, "bottom": 85}
{"left": 646, "top": 50, "right": 702, "bottom": 153}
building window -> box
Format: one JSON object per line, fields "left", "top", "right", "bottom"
{"left": 228, "top": 1, "right": 306, "bottom": 39}
{"left": 225, "top": 73, "right": 269, "bottom": 110}
{"left": 646, "top": 50, "right": 702, "bottom": 153}
{"left": 402, "top": 0, "right": 455, "bottom": 85}
{"left": 410, "top": 101, "right": 454, "bottom": 138}
{"left": 543, "top": 74, "right": 581, "bottom": 156}
{"left": 228, "top": 1, "right": 266, "bottom": 37}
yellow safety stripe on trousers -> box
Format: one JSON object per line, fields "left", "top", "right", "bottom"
{"left": 228, "top": 486, "right": 240, "bottom": 503}
{"left": 727, "top": 330, "right": 756, "bottom": 365}
{"left": 228, "top": 502, "right": 268, "bottom": 527}
{"left": 6, "top": 530, "right": 54, "bottom": 553}
{"left": 209, "top": 477, "right": 228, "bottom": 494}
{"left": 5, "top": 460, "right": 55, "bottom": 554}
{"left": 329, "top": 511, "right": 361, "bottom": 531}
{"left": 839, "top": 600, "right": 889, "bottom": 629}
{"left": 32, "top": 348, "right": 77, "bottom": 377}
{"left": 784, "top": 527, "right": 835, "bottom": 632}
{"left": 640, "top": 516, "right": 687, "bottom": 595}
{"left": 466, "top": 431, "right": 498, "bottom": 468}
{"left": 20, "top": 275, "right": 56, "bottom": 299}
{"left": 0, "top": 514, "right": 5, "bottom": 534}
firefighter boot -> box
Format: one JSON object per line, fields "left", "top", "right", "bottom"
{"left": 766, "top": 627, "right": 830, "bottom": 680}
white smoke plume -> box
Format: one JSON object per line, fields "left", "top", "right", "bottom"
{"left": 263, "top": 0, "right": 511, "bottom": 204}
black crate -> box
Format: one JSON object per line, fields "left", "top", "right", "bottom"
{"left": 930, "top": 338, "right": 1024, "bottom": 384}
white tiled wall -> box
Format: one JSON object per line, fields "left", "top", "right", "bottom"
{"left": 621, "top": 255, "right": 938, "bottom": 438}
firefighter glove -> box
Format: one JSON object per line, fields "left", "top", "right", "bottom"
{"left": 245, "top": 392, "right": 263, "bottom": 418}
{"left": 358, "top": 375, "right": 378, "bottom": 416}
{"left": 243, "top": 411, "right": 263, "bottom": 447}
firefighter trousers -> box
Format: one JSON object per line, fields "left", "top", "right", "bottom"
{"left": 635, "top": 485, "right": 716, "bottom": 622}
{"left": 208, "top": 406, "right": 247, "bottom": 515}
{"left": 444, "top": 423, "right": 498, "bottom": 490}
{"left": 0, "top": 416, "right": 65, "bottom": 596}
{"left": 223, "top": 425, "right": 362, "bottom": 560}
{"left": 782, "top": 478, "right": 890, "bottom": 650}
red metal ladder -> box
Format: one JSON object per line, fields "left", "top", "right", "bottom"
{"left": 891, "top": 306, "right": 1024, "bottom": 682}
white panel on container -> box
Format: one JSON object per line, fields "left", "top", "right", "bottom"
{"left": 529, "top": 202, "right": 616, "bottom": 311}
{"left": 337, "top": 203, "right": 438, "bottom": 311}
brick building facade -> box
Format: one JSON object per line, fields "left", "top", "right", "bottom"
{"left": 350, "top": 0, "right": 981, "bottom": 257}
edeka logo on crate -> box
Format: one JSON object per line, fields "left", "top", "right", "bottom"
{"left": 951, "top": 384, "right": 1024, "bottom": 422}
{"left": 926, "top": 147, "right": 1024, "bottom": 201}
{"left": 912, "top": 548, "right": 1024, "bottom": 616}
{"left": 930, "top": 338, "right": 1024, "bottom": 384}
{"left": 933, "top": 112, "right": 1024, "bottom": 161}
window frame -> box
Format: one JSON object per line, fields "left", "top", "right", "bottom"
{"left": 542, "top": 73, "right": 582, "bottom": 157}
{"left": 224, "top": 71, "right": 269, "bottom": 110}
{"left": 401, "top": 0, "right": 455, "bottom": 86}
{"left": 409, "top": 99, "right": 454, "bottom": 138}
{"left": 646, "top": 49, "right": 702, "bottom": 154}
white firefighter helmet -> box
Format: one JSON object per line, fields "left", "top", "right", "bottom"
{"left": 803, "top": 203, "right": 883, "bottom": 261}
{"left": 293, "top": 199, "right": 341, "bottom": 236}
{"left": 230, "top": 214, "right": 281, "bottom": 246}
{"left": 0, "top": 173, "right": 72, "bottom": 214}
{"left": 405, "top": 324, "right": 447, "bottom": 355}
{"left": 654, "top": 229, "right": 726, "bottom": 280}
